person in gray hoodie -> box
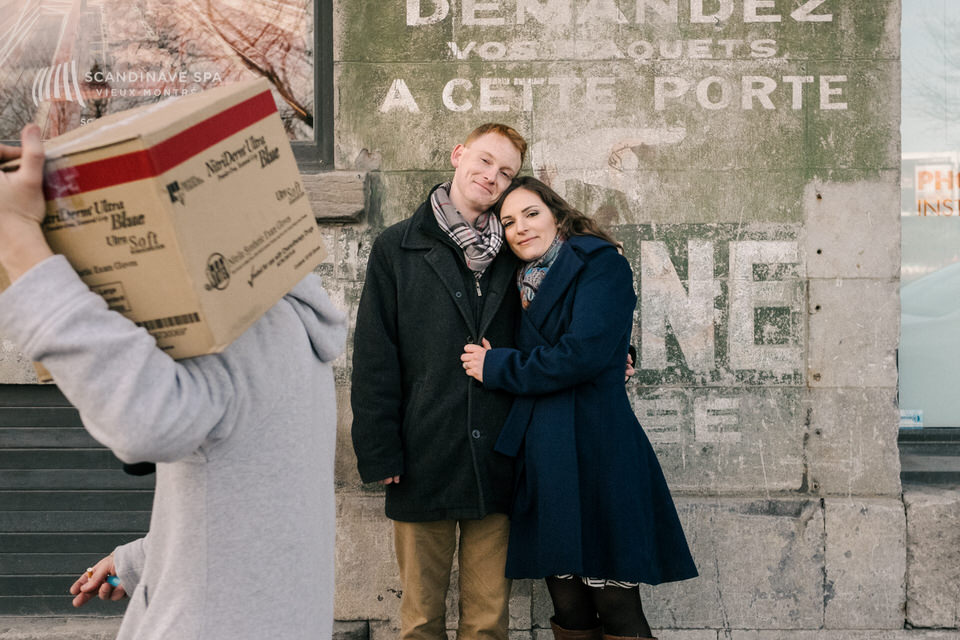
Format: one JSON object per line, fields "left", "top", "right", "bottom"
{"left": 0, "top": 125, "right": 347, "bottom": 640}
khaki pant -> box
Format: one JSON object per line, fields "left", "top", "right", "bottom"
{"left": 394, "top": 514, "right": 511, "bottom": 640}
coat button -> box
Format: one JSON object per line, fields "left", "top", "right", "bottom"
{"left": 471, "top": 429, "right": 481, "bottom": 439}
{"left": 455, "top": 291, "right": 462, "bottom": 298}
{"left": 467, "top": 336, "right": 473, "bottom": 343}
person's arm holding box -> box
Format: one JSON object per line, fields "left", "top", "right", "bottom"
{"left": 0, "top": 124, "right": 236, "bottom": 464}
{"left": 0, "top": 125, "right": 53, "bottom": 279}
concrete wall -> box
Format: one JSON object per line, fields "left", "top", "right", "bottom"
{"left": 7, "top": 1, "right": 958, "bottom": 638}
{"left": 326, "top": 1, "right": 912, "bottom": 637}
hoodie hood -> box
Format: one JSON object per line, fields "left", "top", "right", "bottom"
{"left": 284, "top": 273, "right": 348, "bottom": 363}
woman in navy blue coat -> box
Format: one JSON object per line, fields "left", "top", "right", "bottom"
{"left": 462, "top": 177, "right": 696, "bottom": 640}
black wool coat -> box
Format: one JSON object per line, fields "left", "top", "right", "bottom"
{"left": 351, "top": 188, "right": 520, "bottom": 522}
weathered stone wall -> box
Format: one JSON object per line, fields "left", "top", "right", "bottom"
{"left": 4, "top": 1, "right": 952, "bottom": 638}
{"left": 326, "top": 0, "right": 910, "bottom": 637}
{"left": 904, "top": 485, "right": 960, "bottom": 629}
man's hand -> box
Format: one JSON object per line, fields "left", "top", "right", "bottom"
{"left": 0, "top": 124, "right": 53, "bottom": 282}
{"left": 461, "top": 338, "right": 491, "bottom": 383}
{"left": 379, "top": 476, "right": 401, "bottom": 485}
{"left": 625, "top": 346, "right": 637, "bottom": 382}
{"left": 69, "top": 553, "right": 127, "bottom": 607}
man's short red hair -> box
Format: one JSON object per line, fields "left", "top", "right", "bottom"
{"left": 464, "top": 123, "right": 527, "bottom": 168}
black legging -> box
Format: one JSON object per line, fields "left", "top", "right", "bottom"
{"left": 545, "top": 576, "right": 653, "bottom": 637}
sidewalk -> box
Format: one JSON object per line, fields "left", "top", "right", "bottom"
{"left": 0, "top": 619, "right": 368, "bottom": 639}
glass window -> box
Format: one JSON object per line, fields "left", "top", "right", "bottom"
{"left": 0, "top": 0, "right": 332, "bottom": 169}
{"left": 900, "top": 0, "right": 960, "bottom": 430}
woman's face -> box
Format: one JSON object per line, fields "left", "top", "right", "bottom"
{"left": 499, "top": 188, "right": 560, "bottom": 262}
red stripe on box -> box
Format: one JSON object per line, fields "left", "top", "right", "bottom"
{"left": 43, "top": 90, "right": 277, "bottom": 200}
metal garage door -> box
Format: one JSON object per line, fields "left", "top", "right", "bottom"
{"left": 0, "top": 384, "right": 153, "bottom": 615}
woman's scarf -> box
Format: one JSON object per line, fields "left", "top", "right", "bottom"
{"left": 431, "top": 182, "right": 503, "bottom": 275}
{"left": 518, "top": 235, "right": 565, "bottom": 309}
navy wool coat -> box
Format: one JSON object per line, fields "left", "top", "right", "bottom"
{"left": 483, "top": 235, "right": 698, "bottom": 584}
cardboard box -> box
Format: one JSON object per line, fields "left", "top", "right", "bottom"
{"left": 3, "top": 78, "right": 325, "bottom": 365}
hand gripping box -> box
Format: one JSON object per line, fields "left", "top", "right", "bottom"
{"left": 9, "top": 78, "right": 325, "bottom": 361}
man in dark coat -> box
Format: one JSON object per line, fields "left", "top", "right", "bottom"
{"left": 351, "top": 123, "right": 527, "bottom": 640}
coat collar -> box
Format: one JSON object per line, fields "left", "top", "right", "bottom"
{"left": 523, "top": 235, "right": 614, "bottom": 329}
{"left": 400, "top": 184, "right": 446, "bottom": 251}
{"left": 479, "top": 247, "right": 519, "bottom": 335}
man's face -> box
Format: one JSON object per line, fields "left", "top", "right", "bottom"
{"left": 449, "top": 132, "right": 523, "bottom": 216}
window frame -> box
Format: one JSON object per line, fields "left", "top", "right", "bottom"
{"left": 294, "top": 0, "right": 334, "bottom": 172}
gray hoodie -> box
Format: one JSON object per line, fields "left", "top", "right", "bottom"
{"left": 0, "top": 255, "right": 346, "bottom": 640}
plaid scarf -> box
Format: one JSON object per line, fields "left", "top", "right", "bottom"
{"left": 431, "top": 182, "right": 503, "bottom": 276}
{"left": 518, "top": 235, "right": 565, "bottom": 309}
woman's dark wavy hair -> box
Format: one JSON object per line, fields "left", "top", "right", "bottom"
{"left": 493, "top": 176, "right": 619, "bottom": 248}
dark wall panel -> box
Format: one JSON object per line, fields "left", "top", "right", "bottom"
{"left": 0, "top": 385, "right": 152, "bottom": 616}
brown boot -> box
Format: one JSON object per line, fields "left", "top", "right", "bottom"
{"left": 602, "top": 634, "right": 657, "bottom": 640}
{"left": 549, "top": 618, "right": 603, "bottom": 640}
